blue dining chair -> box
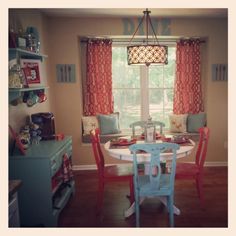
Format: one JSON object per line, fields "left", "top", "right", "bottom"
{"left": 129, "top": 142, "right": 180, "bottom": 227}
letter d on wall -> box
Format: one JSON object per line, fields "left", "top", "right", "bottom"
{"left": 122, "top": 18, "right": 135, "bottom": 35}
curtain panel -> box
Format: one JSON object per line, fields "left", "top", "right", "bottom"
{"left": 173, "top": 39, "right": 204, "bottom": 114}
{"left": 83, "top": 39, "right": 114, "bottom": 116}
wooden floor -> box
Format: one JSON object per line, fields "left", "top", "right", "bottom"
{"left": 58, "top": 166, "right": 227, "bottom": 227}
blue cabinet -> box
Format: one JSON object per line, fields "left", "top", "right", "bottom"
{"left": 9, "top": 136, "right": 75, "bottom": 227}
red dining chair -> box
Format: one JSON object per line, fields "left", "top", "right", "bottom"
{"left": 175, "top": 127, "right": 210, "bottom": 207}
{"left": 90, "top": 128, "right": 134, "bottom": 215}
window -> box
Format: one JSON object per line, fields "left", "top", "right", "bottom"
{"left": 112, "top": 45, "right": 176, "bottom": 131}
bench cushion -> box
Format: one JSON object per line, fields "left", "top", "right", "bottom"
{"left": 82, "top": 133, "right": 127, "bottom": 143}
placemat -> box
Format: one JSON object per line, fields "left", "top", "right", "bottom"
{"left": 109, "top": 138, "right": 194, "bottom": 150}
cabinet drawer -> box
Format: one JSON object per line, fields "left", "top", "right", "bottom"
{"left": 50, "top": 140, "right": 72, "bottom": 177}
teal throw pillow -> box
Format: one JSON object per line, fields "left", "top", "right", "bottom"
{"left": 187, "top": 113, "right": 206, "bottom": 133}
{"left": 97, "top": 113, "right": 120, "bottom": 135}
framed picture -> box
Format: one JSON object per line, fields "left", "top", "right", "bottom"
{"left": 19, "top": 68, "right": 29, "bottom": 88}
{"left": 20, "top": 59, "right": 42, "bottom": 87}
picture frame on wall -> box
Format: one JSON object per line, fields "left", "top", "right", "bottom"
{"left": 20, "top": 59, "right": 42, "bottom": 87}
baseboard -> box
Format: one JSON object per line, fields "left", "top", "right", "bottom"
{"left": 72, "top": 162, "right": 228, "bottom": 171}
{"left": 72, "top": 164, "right": 123, "bottom": 171}
{"left": 204, "top": 161, "right": 228, "bottom": 167}
{"left": 72, "top": 164, "right": 97, "bottom": 170}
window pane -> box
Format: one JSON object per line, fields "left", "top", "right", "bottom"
{"left": 164, "top": 89, "right": 173, "bottom": 109}
{"left": 112, "top": 47, "right": 141, "bottom": 130}
{"left": 149, "top": 89, "right": 164, "bottom": 107}
{"left": 149, "top": 89, "right": 164, "bottom": 123}
{"left": 112, "top": 47, "right": 140, "bottom": 88}
{"left": 113, "top": 89, "right": 141, "bottom": 129}
{"left": 149, "top": 111, "right": 164, "bottom": 123}
{"left": 164, "top": 109, "right": 173, "bottom": 129}
{"left": 164, "top": 47, "right": 176, "bottom": 88}
{"left": 112, "top": 45, "right": 176, "bottom": 131}
{"left": 149, "top": 65, "right": 164, "bottom": 88}
{"left": 148, "top": 46, "right": 175, "bottom": 128}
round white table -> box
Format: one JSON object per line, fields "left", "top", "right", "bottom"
{"left": 104, "top": 138, "right": 195, "bottom": 217}
{"left": 104, "top": 139, "right": 195, "bottom": 162}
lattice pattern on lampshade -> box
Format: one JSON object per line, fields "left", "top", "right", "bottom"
{"left": 127, "top": 45, "right": 168, "bottom": 66}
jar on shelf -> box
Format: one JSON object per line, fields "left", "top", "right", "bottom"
{"left": 144, "top": 116, "right": 156, "bottom": 143}
{"left": 9, "top": 64, "right": 23, "bottom": 88}
{"left": 26, "top": 33, "right": 37, "bottom": 52}
{"left": 9, "top": 28, "right": 17, "bottom": 48}
{"left": 26, "top": 26, "right": 40, "bottom": 53}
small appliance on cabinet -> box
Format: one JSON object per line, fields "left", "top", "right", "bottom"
{"left": 31, "top": 112, "right": 55, "bottom": 140}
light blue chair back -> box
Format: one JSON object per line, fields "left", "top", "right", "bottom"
{"left": 129, "top": 120, "right": 165, "bottom": 137}
{"left": 129, "top": 142, "right": 179, "bottom": 227}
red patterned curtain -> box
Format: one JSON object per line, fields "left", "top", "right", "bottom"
{"left": 173, "top": 39, "right": 204, "bottom": 114}
{"left": 83, "top": 39, "right": 114, "bottom": 115}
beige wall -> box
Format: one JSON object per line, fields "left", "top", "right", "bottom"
{"left": 9, "top": 10, "right": 53, "bottom": 133}
{"left": 9, "top": 10, "right": 228, "bottom": 167}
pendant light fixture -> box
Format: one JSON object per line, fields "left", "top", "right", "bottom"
{"left": 127, "top": 9, "right": 168, "bottom": 66}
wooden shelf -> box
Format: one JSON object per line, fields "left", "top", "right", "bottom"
{"left": 9, "top": 48, "right": 48, "bottom": 61}
{"left": 9, "top": 86, "right": 48, "bottom": 92}
{"left": 9, "top": 86, "right": 49, "bottom": 103}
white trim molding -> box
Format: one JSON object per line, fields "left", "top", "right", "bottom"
{"left": 72, "top": 164, "right": 123, "bottom": 171}
{"left": 204, "top": 161, "right": 228, "bottom": 167}
{"left": 72, "top": 165, "right": 97, "bottom": 171}
{"left": 72, "top": 162, "right": 227, "bottom": 171}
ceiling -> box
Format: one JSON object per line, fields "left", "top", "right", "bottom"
{"left": 40, "top": 8, "right": 227, "bottom": 18}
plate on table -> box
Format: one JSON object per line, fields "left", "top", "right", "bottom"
{"left": 111, "top": 138, "right": 137, "bottom": 146}
{"left": 140, "top": 133, "right": 161, "bottom": 140}
{"left": 161, "top": 137, "right": 190, "bottom": 144}
{"left": 161, "top": 137, "right": 172, "bottom": 142}
{"left": 172, "top": 139, "right": 188, "bottom": 144}
{"left": 172, "top": 138, "right": 190, "bottom": 144}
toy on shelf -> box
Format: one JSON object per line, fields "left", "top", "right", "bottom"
{"left": 18, "top": 125, "right": 31, "bottom": 149}
{"left": 29, "top": 123, "right": 42, "bottom": 145}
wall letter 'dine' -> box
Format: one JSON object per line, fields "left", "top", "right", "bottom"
{"left": 122, "top": 18, "right": 171, "bottom": 36}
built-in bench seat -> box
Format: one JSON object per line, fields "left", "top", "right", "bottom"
{"left": 81, "top": 112, "right": 205, "bottom": 144}
{"left": 82, "top": 132, "right": 127, "bottom": 144}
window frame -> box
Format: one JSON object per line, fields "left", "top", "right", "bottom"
{"left": 112, "top": 42, "right": 176, "bottom": 132}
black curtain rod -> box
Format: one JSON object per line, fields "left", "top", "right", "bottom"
{"left": 80, "top": 38, "right": 206, "bottom": 44}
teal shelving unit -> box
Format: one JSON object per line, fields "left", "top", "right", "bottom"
{"left": 9, "top": 48, "right": 49, "bottom": 104}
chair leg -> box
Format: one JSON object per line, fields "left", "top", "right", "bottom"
{"left": 167, "top": 195, "right": 174, "bottom": 227}
{"left": 134, "top": 187, "right": 140, "bottom": 227}
{"left": 135, "top": 196, "right": 140, "bottom": 227}
{"left": 97, "top": 180, "right": 104, "bottom": 215}
{"left": 196, "top": 175, "right": 205, "bottom": 207}
{"left": 129, "top": 178, "right": 135, "bottom": 204}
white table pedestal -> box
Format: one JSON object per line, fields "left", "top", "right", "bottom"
{"left": 124, "top": 196, "right": 180, "bottom": 218}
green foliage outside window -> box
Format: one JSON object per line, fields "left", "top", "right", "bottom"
{"left": 112, "top": 46, "right": 176, "bottom": 130}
